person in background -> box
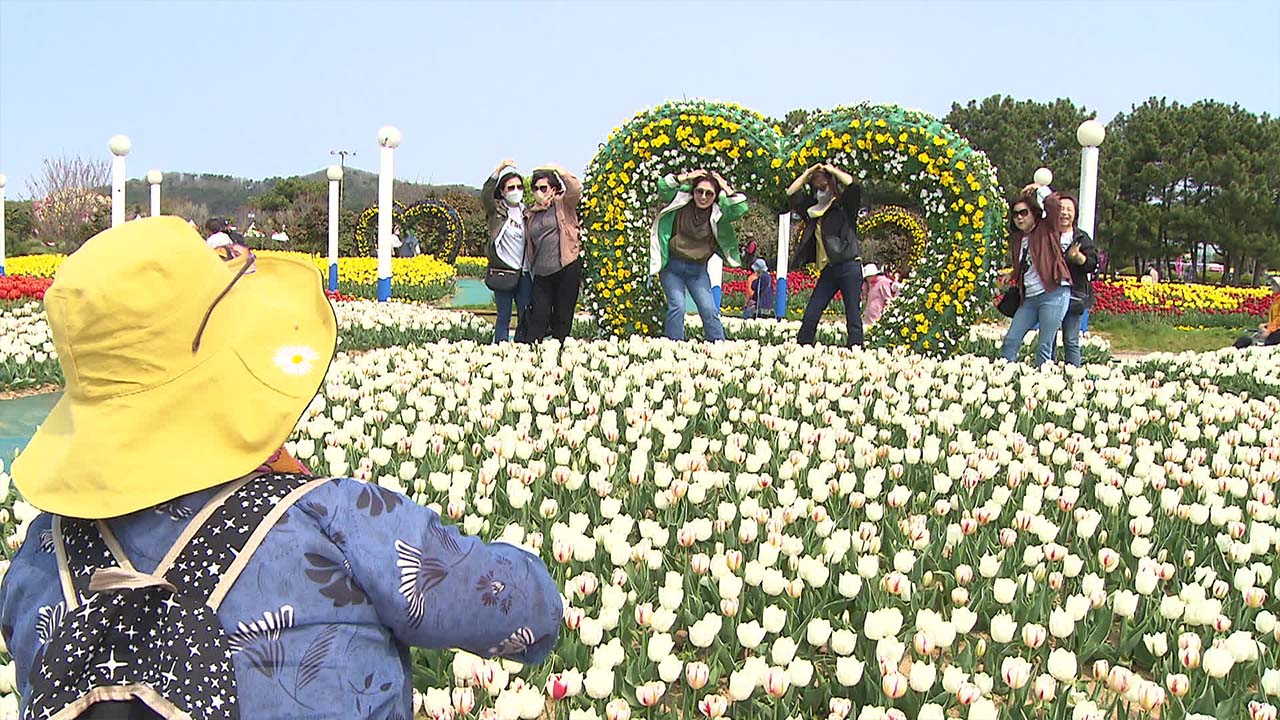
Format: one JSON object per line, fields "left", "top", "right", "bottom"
{"left": 205, "top": 217, "right": 250, "bottom": 261}
{"left": 650, "top": 169, "right": 747, "bottom": 339}
{"left": 788, "top": 163, "right": 865, "bottom": 347}
{"left": 398, "top": 228, "right": 420, "bottom": 258}
{"left": 524, "top": 164, "right": 583, "bottom": 342}
{"left": 0, "top": 218, "right": 562, "bottom": 719}
{"left": 205, "top": 217, "right": 233, "bottom": 249}
{"left": 741, "top": 237, "right": 759, "bottom": 272}
{"left": 743, "top": 258, "right": 774, "bottom": 320}
{"left": 1141, "top": 266, "right": 1160, "bottom": 284}
{"left": 861, "top": 262, "right": 895, "bottom": 326}
{"left": 1000, "top": 188, "right": 1073, "bottom": 367}
{"left": 1234, "top": 275, "right": 1280, "bottom": 348}
{"left": 482, "top": 160, "right": 533, "bottom": 343}
{"left": 1053, "top": 193, "right": 1099, "bottom": 366}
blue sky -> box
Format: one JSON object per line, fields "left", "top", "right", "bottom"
{"left": 1, "top": 0, "right": 1276, "bottom": 196}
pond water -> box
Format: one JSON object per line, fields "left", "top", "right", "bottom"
{"left": 0, "top": 392, "right": 59, "bottom": 462}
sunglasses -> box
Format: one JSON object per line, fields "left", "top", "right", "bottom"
{"left": 534, "top": 186, "right": 552, "bottom": 193}
{"left": 193, "top": 250, "right": 257, "bottom": 353}
{"left": 503, "top": 185, "right": 522, "bottom": 193}
{"left": 694, "top": 189, "right": 717, "bottom": 198}
{"left": 1013, "top": 208, "right": 1032, "bottom": 218}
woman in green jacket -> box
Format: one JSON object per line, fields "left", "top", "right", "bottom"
{"left": 649, "top": 169, "right": 747, "bottom": 341}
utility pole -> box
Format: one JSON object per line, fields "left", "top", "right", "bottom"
{"left": 330, "top": 149, "right": 356, "bottom": 208}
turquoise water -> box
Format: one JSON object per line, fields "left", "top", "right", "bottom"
{"left": 450, "top": 279, "right": 494, "bottom": 308}
{"left": 450, "top": 277, "right": 702, "bottom": 313}
{"left": 0, "top": 392, "right": 59, "bottom": 462}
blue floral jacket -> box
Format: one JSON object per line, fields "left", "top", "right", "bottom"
{"left": 0, "top": 477, "right": 563, "bottom": 718}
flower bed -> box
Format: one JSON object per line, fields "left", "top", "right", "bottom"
{"left": 457, "top": 256, "right": 488, "bottom": 279}
{"left": 0, "top": 276, "right": 52, "bottom": 303}
{"left": 3, "top": 252, "right": 459, "bottom": 303}
{"left": 0, "top": 302, "right": 58, "bottom": 391}
{"left": 274, "top": 343, "right": 1280, "bottom": 717}
{"left": 1092, "top": 279, "right": 1277, "bottom": 318}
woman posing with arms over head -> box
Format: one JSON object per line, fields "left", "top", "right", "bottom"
{"left": 1000, "top": 187, "right": 1074, "bottom": 367}
{"left": 1052, "top": 192, "right": 1099, "bottom": 366}
{"left": 0, "top": 218, "right": 562, "bottom": 720}
{"left": 788, "top": 163, "right": 865, "bottom": 347}
{"left": 524, "top": 163, "right": 583, "bottom": 342}
{"left": 649, "top": 169, "right": 747, "bottom": 340}
{"left": 482, "top": 159, "right": 533, "bottom": 343}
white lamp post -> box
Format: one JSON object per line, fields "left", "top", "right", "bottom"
{"left": 108, "top": 134, "right": 131, "bottom": 227}
{"left": 146, "top": 169, "right": 163, "bottom": 217}
{"left": 326, "top": 164, "right": 343, "bottom": 292}
{"left": 1076, "top": 119, "right": 1106, "bottom": 239}
{"left": 0, "top": 174, "right": 6, "bottom": 276}
{"left": 775, "top": 212, "right": 791, "bottom": 318}
{"left": 375, "top": 125, "right": 401, "bottom": 302}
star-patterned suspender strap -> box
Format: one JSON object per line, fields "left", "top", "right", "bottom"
{"left": 54, "top": 515, "right": 142, "bottom": 611}
{"left": 158, "top": 474, "right": 330, "bottom": 610}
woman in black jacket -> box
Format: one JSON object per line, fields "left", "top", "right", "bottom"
{"left": 789, "top": 163, "right": 864, "bottom": 347}
{"left": 1054, "top": 193, "right": 1099, "bottom": 366}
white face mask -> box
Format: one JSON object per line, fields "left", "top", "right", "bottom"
{"left": 814, "top": 188, "right": 833, "bottom": 204}
{"left": 504, "top": 189, "right": 524, "bottom": 206}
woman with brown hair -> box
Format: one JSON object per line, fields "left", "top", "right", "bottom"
{"left": 1000, "top": 189, "right": 1074, "bottom": 366}
{"left": 1053, "top": 192, "right": 1100, "bottom": 366}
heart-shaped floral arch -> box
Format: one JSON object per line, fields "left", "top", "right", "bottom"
{"left": 354, "top": 199, "right": 465, "bottom": 261}
{"left": 581, "top": 100, "right": 1006, "bottom": 354}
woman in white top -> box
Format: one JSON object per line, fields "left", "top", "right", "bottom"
{"left": 482, "top": 160, "right": 533, "bottom": 342}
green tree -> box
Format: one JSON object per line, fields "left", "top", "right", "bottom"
{"left": 1103, "top": 99, "right": 1279, "bottom": 283}
{"left": 944, "top": 95, "right": 1093, "bottom": 199}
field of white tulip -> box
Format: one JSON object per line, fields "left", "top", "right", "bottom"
{"left": 0, "top": 299, "right": 1277, "bottom": 720}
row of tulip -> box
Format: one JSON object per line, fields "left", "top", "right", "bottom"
{"left": 0, "top": 300, "right": 1114, "bottom": 393}
{"left": 1091, "top": 278, "right": 1277, "bottom": 319}
{"left": 2, "top": 253, "right": 459, "bottom": 304}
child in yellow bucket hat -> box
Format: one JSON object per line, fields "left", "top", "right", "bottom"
{"left": 0, "top": 218, "right": 561, "bottom": 719}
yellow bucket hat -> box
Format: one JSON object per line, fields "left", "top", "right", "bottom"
{"left": 12, "top": 217, "right": 337, "bottom": 519}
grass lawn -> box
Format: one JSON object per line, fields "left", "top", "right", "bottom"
{"left": 1087, "top": 313, "right": 1249, "bottom": 354}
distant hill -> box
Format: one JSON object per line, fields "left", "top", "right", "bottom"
{"left": 123, "top": 168, "right": 479, "bottom": 217}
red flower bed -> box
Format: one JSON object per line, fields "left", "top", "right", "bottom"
{"left": 723, "top": 268, "right": 821, "bottom": 295}
{"left": 0, "top": 275, "right": 54, "bottom": 301}
{"left": 325, "top": 289, "right": 356, "bottom": 302}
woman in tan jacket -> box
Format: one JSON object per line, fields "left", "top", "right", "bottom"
{"left": 523, "top": 163, "right": 583, "bottom": 341}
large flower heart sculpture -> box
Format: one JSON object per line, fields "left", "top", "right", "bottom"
{"left": 581, "top": 100, "right": 1006, "bottom": 354}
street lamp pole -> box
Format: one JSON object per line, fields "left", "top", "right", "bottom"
{"left": 147, "top": 169, "right": 163, "bottom": 217}
{"left": 1075, "top": 119, "right": 1106, "bottom": 240}
{"left": 375, "top": 127, "right": 401, "bottom": 302}
{"left": 327, "top": 164, "right": 343, "bottom": 292}
{"left": 1076, "top": 119, "right": 1106, "bottom": 335}
{"left": 109, "top": 134, "right": 132, "bottom": 227}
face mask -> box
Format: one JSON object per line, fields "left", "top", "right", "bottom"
{"left": 814, "top": 189, "right": 833, "bottom": 204}
{"left": 504, "top": 189, "right": 524, "bottom": 205}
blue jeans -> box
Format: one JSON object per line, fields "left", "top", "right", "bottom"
{"left": 1059, "top": 310, "right": 1084, "bottom": 366}
{"left": 1001, "top": 285, "right": 1071, "bottom": 366}
{"left": 493, "top": 271, "right": 533, "bottom": 342}
{"left": 798, "top": 260, "right": 864, "bottom": 347}
{"left": 659, "top": 257, "right": 724, "bottom": 341}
